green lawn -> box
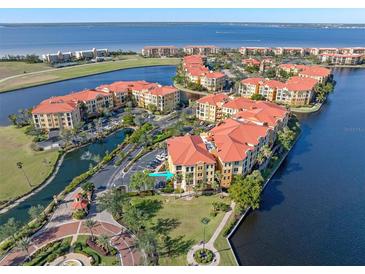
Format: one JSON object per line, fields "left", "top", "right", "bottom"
{"left": 74, "top": 235, "right": 120, "bottom": 266}
{"left": 0, "top": 61, "right": 51, "bottom": 79}
{"left": 0, "top": 126, "right": 59, "bottom": 204}
{"left": 0, "top": 57, "right": 180, "bottom": 93}
{"left": 213, "top": 213, "right": 238, "bottom": 266}
{"left": 133, "top": 194, "right": 229, "bottom": 266}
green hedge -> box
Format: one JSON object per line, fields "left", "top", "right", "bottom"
{"left": 73, "top": 241, "right": 101, "bottom": 266}
{"left": 24, "top": 237, "right": 71, "bottom": 266}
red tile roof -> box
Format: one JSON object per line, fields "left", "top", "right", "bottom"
{"left": 205, "top": 72, "right": 225, "bottom": 79}
{"left": 72, "top": 200, "right": 88, "bottom": 210}
{"left": 183, "top": 55, "right": 204, "bottom": 65}
{"left": 186, "top": 66, "right": 209, "bottom": 76}
{"left": 32, "top": 99, "right": 78, "bottom": 114}
{"left": 285, "top": 76, "right": 318, "bottom": 91}
{"left": 210, "top": 119, "right": 270, "bottom": 162}
{"left": 222, "top": 97, "right": 257, "bottom": 111}
{"left": 240, "top": 77, "right": 264, "bottom": 86}
{"left": 197, "top": 93, "right": 229, "bottom": 106}
{"left": 299, "top": 66, "right": 331, "bottom": 78}
{"left": 242, "top": 58, "right": 260, "bottom": 66}
{"left": 97, "top": 81, "right": 145, "bottom": 93}
{"left": 150, "top": 86, "right": 178, "bottom": 96}
{"left": 167, "top": 135, "right": 216, "bottom": 166}
{"left": 61, "top": 89, "right": 111, "bottom": 102}
{"left": 262, "top": 79, "right": 286, "bottom": 89}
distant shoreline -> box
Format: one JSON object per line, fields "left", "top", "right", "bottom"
{"left": 1, "top": 22, "right": 365, "bottom": 27}
{"left": 0, "top": 59, "right": 179, "bottom": 94}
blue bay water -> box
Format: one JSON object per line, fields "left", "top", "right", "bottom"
{"left": 1, "top": 23, "right": 365, "bottom": 56}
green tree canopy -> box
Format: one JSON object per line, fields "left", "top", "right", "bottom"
{"left": 130, "top": 170, "right": 155, "bottom": 192}
{"left": 28, "top": 204, "right": 45, "bottom": 221}
{"left": 250, "top": 93, "right": 266, "bottom": 101}
{"left": 228, "top": 170, "right": 264, "bottom": 211}
{"left": 277, "top": 127, "right": 296, "bottom": 151}
{"left": 97, "top": 188, "right": 130, "bottom": 219}
{"left": 0, "top": 217, "right": 21, "bottom": 242}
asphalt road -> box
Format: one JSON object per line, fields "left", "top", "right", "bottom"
{"left": 87, "top": 107, "right": 192, "bottom": 191}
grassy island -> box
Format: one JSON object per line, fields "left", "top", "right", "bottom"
{"left": 0, "top": 126, "right": 58, "bottom": 204}
{"left": 0, "top": 56, "right": 180, "bottom": 93}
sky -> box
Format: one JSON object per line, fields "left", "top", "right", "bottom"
{"left": 0, "top": 9, "right": 364, "bottom": 24}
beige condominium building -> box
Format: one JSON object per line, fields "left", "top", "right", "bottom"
{"left": 168, "top": 98, "right": 289, "bottom": 189}
{"left": 240, "top": 75, "right": 320, "bottom": 107}
{"left": 196, "top": 93, "right": 230, "bottom": 123}
{"left": 141, "top": 46, "right": 178, "bottom": 57}
{"left": 167, "top": 135, "right": 216, "bottom": 192}
{"left": 97, "top": 81, "right": 135, "bottom": 108}
{"left": 183, "top": 45, "right": 219, "bottom": 55}
{"left": 61, "top": 89, "right": 114, "bottom": 117}
{"left": 207, "top": 119, "right": 273, "bottom": 188}
{"left": 32, "top": 98, "right": 81, "bottom": 131}
{"left": 201, "top": 72, "right": 226, "bottom": 92}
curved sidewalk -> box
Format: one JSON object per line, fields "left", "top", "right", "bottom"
{"left": 0, "top": 220, "right": 141, "bottom": 266}
{"left": 187, "top": 203, "right": 234, "bottom": 266}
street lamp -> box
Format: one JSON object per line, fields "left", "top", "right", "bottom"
{"left": 201, "top": 217, "right": 210, "bottom": 251}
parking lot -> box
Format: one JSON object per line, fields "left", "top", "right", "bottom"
{"left": 112, "top": 147, "right": 167, "bottom": 189}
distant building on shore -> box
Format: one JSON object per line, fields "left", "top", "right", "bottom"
{"left": 318, "top": 53, "right": 364, "bottom": 65}
{"left": 41, "top": 48, "right": 109, "bottom": 63}
{"left": 183, "top": 45, "right": 220, "bottom": 55}
{"left": 239, "top": 46, "right": 365, "bottom": 62}
{"left": 41, "top": 51, "right": 73, "bottom": 64}
{"left": 141, "top": 46, "right": 178, "bottom": 57}
{"left": 74, "top": 48, "right": 109, "bottom": 60}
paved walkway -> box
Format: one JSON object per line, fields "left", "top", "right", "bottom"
{"left": 0, "top": 185, "right": 142, "bottom": 266}
{"left": 0, "top": 220, "right": 141, "bottom": 266}
{"left": 186, "top": 202, "right": 235, "bottom": 266}
{"left": 49, "top": 253, "right": 91, "bottom": 266}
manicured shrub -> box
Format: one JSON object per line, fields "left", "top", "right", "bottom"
{"left": 72, "top": 209, "right": 87, "bottom": 220}
{"left": 193, "top": 248, "right": 215, "bottom": 264}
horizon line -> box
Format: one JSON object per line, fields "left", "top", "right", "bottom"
{"left": 1, "top": 21, "right": 365, "bottom": 25}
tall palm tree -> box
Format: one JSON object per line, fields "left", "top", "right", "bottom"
{"left": 261, "top": 145, "right": 273, "bottom": 160}
{"left": 185, "top": 173, "right": 194, "bottom": 192}
{"left": 17, "top": 237, "right": 31, "bottom": 262}
{"left": 85, "top": 219, "right": 97, "bottom": 241}
{"left": 16, "top": 162, "right": 32, "bottom": 187}
{"left": 96, "top": 234, "right": 110, "bottom": 253}
{"left": 136, "top": 230, "right": 159, "bottom": 266}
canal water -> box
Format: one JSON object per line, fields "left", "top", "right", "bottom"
{"left": 0, "top": 65, "right": 177, "bottom": 125}
{"left": 230, "top": 68, "right": 365, "bottom": 265}
{"left": 0, "top": 129, "right": 128, "bottom": 226}
{"left": 0, "top": 66, "right": 178, "bottom": 225}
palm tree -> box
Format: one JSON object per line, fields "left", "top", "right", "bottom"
{"left": 16, "top": 162, "right": 32, "bottom": 187}
{"left": 0, "top": 218, "right": 20, "bottom": 242}
{"left": 96, "top": 234, "right": 110, "bottom": 253}
{"left": 185, "top": 173, "right": 194, "bottom": 192}
{"left": 261, "top": 145, "right": 272, "bottom": 161}
{"left": 85, "top": 219, "right": 97, "bottom": 241}
{"left": 256, "top": 151, "right": 266, "bottom": 167}
{"left": 214, "top": 170, "right": 222, "bottom": 195}
{"left": 136, "top": 229, "right": 159, "bottom": 266}
{"left": 97, "top": 188, "right": 130, "bottom": 219}
{"left": 17, "top": 237, "right": 31, "bottom": 261}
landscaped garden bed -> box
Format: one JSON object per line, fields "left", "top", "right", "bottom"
{"left": 73, "top": 235, "right": 119, "bottom": 266}
{"left": 193, "top": 248, "right": 215, "bottom": 265}
{"left": 23, "top": 237, "right": 72, "bottom": 266}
